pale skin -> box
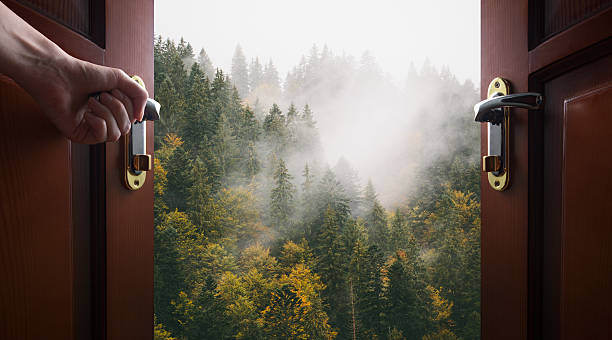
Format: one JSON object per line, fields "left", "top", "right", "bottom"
{"left": 0, "top": 1, "right": 148, "bottom": 144}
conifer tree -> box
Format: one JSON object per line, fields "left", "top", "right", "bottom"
{"left": 164, "top": 144, "right": 193, "bottom": 212}
{"left": 263, "top": 59, "right": 280, "bottom": 89}
{"left": 231, "top": 44, "right": 250, "bottom": 97}
{"left": 390, "top": 208, "right": 410, "bottom": 251}
{"left": 197, "top": 48, "right": 215, "bottom": 80}
{"left": 366, "top": 201, "right": 389, "bottom": 249}
{"left": 154, "top": 215, "right": 185, "bottom": 335}
{"left": 270, "top": 159, "right": 296, "bottom": 235}
{"left": 249, "top": 57, "right": 264, "bottom": 91}
{"left": 182, "top": 63, "right": 211, "bottom": 153}
{"left": 386, "top": 246, "right": 428, "bottom": 339}
{"left": 263, "top": 103, "right": 288, "bottom": 153}
{"left": 213, "top": 113, "right": 239, "bottom": 179}
{"left": 316, "top": 206, "right": 350, "bottom": 334}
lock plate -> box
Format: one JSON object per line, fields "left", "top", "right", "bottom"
{"left": 486, "top": 77, "right": 510, "bottom": 191}
{"left": 124, "top": 76, "right": 148, "bottom": 190}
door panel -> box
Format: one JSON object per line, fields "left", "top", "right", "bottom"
{"left": 537, "top": 55, "right": 612, "bottom": 340}
{"left": 0, "top": 76, "right": 73, "bottom": 339}
{"left": 0, "top": 2, "right": 104, "bottom": 339}
{"left": 542, "top": 0, "right": 612, "bottom": 40}
{"left": 482, "top": 1, "right": 612, "bottom": 339}
{"left": 562, "top": 82, "right": 612, "bottom": 340}
{"left": 0, "top": 1, "right": 154, "bottom": 339}
{"left": 15, "top": 0, "right": 105, "bottom": 46}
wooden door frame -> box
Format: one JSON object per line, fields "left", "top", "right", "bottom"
{"left": 481, "top": 2, "right": 530, "bottom": 339}
{"left": 103, "top": 1, "right": 154, "bottom": 339}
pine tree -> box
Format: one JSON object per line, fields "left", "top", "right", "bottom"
{"left": 390, "top": 209, "right": 410, "bottom": 251}
{"left": 213, "top": 113, "right": 239, "bottom": 179}
{"left": 366, "top": 201, "right": 389, "bottom": 249}
{"left": 362, "top": 179, "right": 378, "bottom": 216}
{"left": 385, "top": 240, "right": 428, "bottom": 340}
{"left": 231, "top": 44, "right": 250, "bottom": 97}
{"left": 334, "top": 157, "right": 362, "bottom": 216}
{"left": 263, "top": 59, "right": 280, "bottom": 89}
{"left": 301, "top": 104, "right": 316, "bottom": 128}
{"left": 263, "top": 103, "right": 288, "bottom": 154}
{"left": 197, "top": 48, "right": 215, "bottom": 80}
{"left": 249, "top": 57, "right": 264, "bottom": 91}
{"left": 182, "top": 63, "right": 211, "bottom": 154}
{"left": 154, "top": 215, "right": 185, "bottom": 335}
{"left": 316, "top": 206, "right": 350, "bottom": 334}
{"left": 270, "top": 159, "right": 296, "bottom": 235}
{"left": 164, "top": 144, "right": 193, "bottom": 212}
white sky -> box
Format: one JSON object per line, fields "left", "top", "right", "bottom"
{"left": 154, "top": 0, "right": 480, "bottom": 84}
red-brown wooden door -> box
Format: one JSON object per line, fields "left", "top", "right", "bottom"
{"left": 0, "top": 1, "right": 154, "bottom": 339}
{"left": 481, "top": 1, "right": 612, "bottom": 339}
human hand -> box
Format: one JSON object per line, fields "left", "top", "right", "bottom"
{"left": 24, "top": 55, "right": 149, "bottom": 144}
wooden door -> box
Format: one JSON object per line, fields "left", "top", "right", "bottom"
{"left": 0, "top": 1, "right": 154, "bottom": 339}
{"left": 481, "top": 1, "right": 612, "bottom": 339}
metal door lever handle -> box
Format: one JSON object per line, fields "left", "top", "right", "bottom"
{"left": 475, "top": 78, "right": 543, "bottom": 191}
{"left": 474, "top": 92, "right": 542, "bottom": 124}
{"left": 124, "top": 76, "right": 161, "bottom": 190}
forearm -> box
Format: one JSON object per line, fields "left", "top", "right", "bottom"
{"left": 0, "top": 1, "right": 72, "bottom": 91}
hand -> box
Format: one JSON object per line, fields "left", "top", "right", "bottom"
{"left": 0, "top": 1, "right": 148, "bottom": 144}
{"left": 24, "top": 55, "right": 149, "bottom": 144}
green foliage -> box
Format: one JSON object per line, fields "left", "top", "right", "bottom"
{"left": 153, "top": 36, "right": 480, "bottom": 340}
{"left": 270, "top": 158, "right": 296, "bottom": 235}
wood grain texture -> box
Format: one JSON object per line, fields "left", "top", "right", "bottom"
{"left": 16, "top": 0, "right": 90, "bottom": 35}
{"left": 103, "top": 0, "right": 155, "bottom": 339}
{"left": 4, "top": 0, "right": 104, "bottom": 60}
{"left": 0, "top": 2, "right": 104, "bottom": 339}
{"left": 0, "top": 76, "right": 73, "bottom": 339}
{"left": 481, "top": 1, "right": 530, "bottom": 339}
{"left": 543, "top": 0, "right": 612, "bottom": 38}
{"left": 529, "top": 7, "right": 612, "bottom": 73}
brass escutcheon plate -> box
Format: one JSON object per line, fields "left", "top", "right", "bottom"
{"left": 123, "top": 75, "right": 147, "bottom": 190}
{"left": 487, "top": 77, "right": 510, "bottom": 191}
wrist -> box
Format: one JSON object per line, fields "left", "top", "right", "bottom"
{"left": 18, "top": 41, "right": 73, "bottom": 99}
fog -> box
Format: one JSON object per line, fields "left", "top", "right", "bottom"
{"left": 154, "top": 0, "right": 481, "bottom": 207}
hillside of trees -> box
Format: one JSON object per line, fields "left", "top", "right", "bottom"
{"left": 153, "top": 37, "right": 480, "bottom": 340}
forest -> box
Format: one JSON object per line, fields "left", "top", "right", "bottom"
{"left": 153, "top": 37, "right": 481, "bottom": 340}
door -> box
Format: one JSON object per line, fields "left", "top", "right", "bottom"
{"left": 0, "top": 1, "right": 154, "bottom": 339}
{"left": 481, "top": 1, "right": 612, "bottom": 339}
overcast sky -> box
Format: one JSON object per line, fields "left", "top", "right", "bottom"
{"left": 154, "top": 0, "right": 480, "bottom": 84}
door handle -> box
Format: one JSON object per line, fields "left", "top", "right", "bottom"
{"left": 474, "top": 77, "right": 542, "bottom": 191}
{"left": 124, "top": 75, "right": 160, "bottom": 190}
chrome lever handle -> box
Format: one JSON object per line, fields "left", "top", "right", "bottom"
{"left": 124, "top": 76, "right": 161, "bottom": 190}
{"left": 474, "top": 92, "right": 542, "bottom": 124}
{"left": 475, "top": 78, "right": 543, "bottom": 191}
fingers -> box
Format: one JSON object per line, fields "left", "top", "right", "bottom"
{"left": 83, "top": 111, "right": 107, "bottom": 144}
{"left": 113, "top": 69, "right": 148, "bottom": 122}
{"left": 88, "top": 96, "right": 122, "bottom": 142}
{"left": 100, "top": 92, "right": 130, "bottom": 134}
{"left": 111, "top": 89, "right": 135, "bottom": 123}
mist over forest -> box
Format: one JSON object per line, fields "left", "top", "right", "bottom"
{"left": 153, "top": 36, "right": 480, "bottom": 340}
